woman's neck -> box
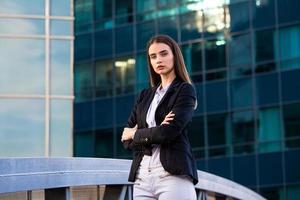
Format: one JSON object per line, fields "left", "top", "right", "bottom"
{"left": 160, "top": 71, "right": 176, "bottom": 88}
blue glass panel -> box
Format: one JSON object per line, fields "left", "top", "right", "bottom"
{"left": 256, "top": 73, "right": 279, "bottom": 106}
{"left": 50, "top": 100, "right": 72, "bottom": 156}
{"left": 51, "top": 40, "right": 72, "bottom": 95}
{"left": 51, "top": 0, "right": 70, "bottom": 16}
{"left": 182, "top": 42, "right": 203, "bottom": 74}
{"left": 95, "top": 30, "right": 113, "bottom": 58}
{"left": 233, "top": 155, "right": 257, "bottom": 187}
{"left": 74, "top": 33, "right": 92, "bottom": 61}
{"left": 115, "top": 56, "right": 136, "bottom": 95}
{"left": 180, "top": 11, "right": 203, "bottom": 42}
{"left": 115, "top": 0, "right": 133, "bottom": 16}
{"left": 228, "top": 1, "right": 250, "bottom": 32}
{"left": 95, "top": 98, "right": 113, "bottom": 128}
{"left": 281, "top": 70, "right": 300, "bottom": 102}
{"left": 75, "top": 0, "right": 93, "bottom": 33}
{"left": 231, "top": 77, "right": 253, "bottom": 109}
{"left": 0, "top": 18, "right": 44, "bottom": 35}
{"left": 136, "top": 21, "right": 155, "bottom": 50}
{"left": 136, "top": 0, "right": 156, "bottom": 13}
{"left": 0, "top": 99, "right": 44, "bottom": 157}
{"left": 228, "top": 33, "right": 251, "bottom": 67}
{"left": 95, "top": 129, "right": 113, "bottom": 158}
{"left": 205, "top": 39, "right": 226, "bottom": 70}
{"left": 74, "top": 131, "right": 95, "bottom": 157}
{"left": 279, "top": 25, "right": 300, "bottom": 70}
{"left": 208, "top": 157, "right": 231, "bottom": 179}
{"left": 95, "top": 0, "right": 112, "bottom": 19}
{"left": 115, "top": 25, "right": 133, "bottom": 54}
{"left": 285, "top": 150, "right": 300, "bottom": 184}
{"left": 188, "top": 116, "right": 205, "bottom": 150}
{"left": 251, "top": 0, "right": 275, "bottom": 28}
{"left": 95, "top": 60, "right": 113, "bottom": 98}
{"left": 74, "top": 101, "right": 93, "bottom": 131}
{"left": 136, "top": 53, "right": 149, "bottom": 91}
{"left": 278, "top": 0, "right": 300, "bottom": 24}
{"left": 0, "top": 38, "right": 44, "bottom": 94}
{"left": 259, "top": 152, "right": 283, "bottom": 186}
{"left": 206, "top": 81, "right": 228, "bottom": 112}
{"left": 255, "top": 29, "right": 276, "bottom": 62}
{"left": 50, "top": 20, "right": 71, "bottom": 36}
{"left": 116, "top": 95, "right": 135, "bottom": 125}
{"left": 74, "top": 62, "right": 93, "bottom": 102}
{"left": 0, "top": 0, "right": 44, "bottom": 15}
{"left": 283, "top": 103, "right": 300, "bottom": 149}
{"left": 157, "top": 16, "right": 178, "bottom": 41}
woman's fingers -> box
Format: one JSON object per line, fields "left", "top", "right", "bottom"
{"left": 161, "top": 111, "right": 175, "bottom": 125}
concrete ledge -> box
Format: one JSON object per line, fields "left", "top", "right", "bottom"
{"left": 0, "top": 157, "right": 265, "bottom": 200}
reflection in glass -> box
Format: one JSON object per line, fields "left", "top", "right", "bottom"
{"left": 75, "top": 0, "right": 93, "bottom": 33}
{"left": 187, "top": 116, "right": 205, "bottom": 159}
{"left": 256, "top": 73, "right": 279, "bottom": 106}
{"left": 74, "top": 62, "right": 93, "bottom": 102}
{"left": 0, "top": 99, "right": 44, "bottom": 157}
{"left": 205, "top": 39, "right": 226, "bottom": 70}
{"left": 50, "top": 20, "right": 71, "bottom": 36}
{"left": 231, "top": 78, "right": 253, "bottom": 109}
{"left": 95, "top": 0, "right": 112, "bottom": 19}
{"left": 51, "top": 40, "right": 71, "bottom": 95}
{"left": 228, "top": 1, "right": 250, "bottom": 32}
{"left": 51, "top": 0, "right": 70, "bottom": 16}
{"left": 95, "top": 29, "right": 113, "bottom": 58}
{"left": 0, "top": 0, "right": 44, "bottom": 15}
{"left": 136, "top": 0, "right": 156, "bottom": 13}
{"left": 203, "top": 7, "right": 226, "bottom": 37}
{"left": 136, "top": 21, "right": 155, "bottom": 50}
{"left": 50, "top": 100, "right": 72, "bottom": 156}
{"left": 115, "top": 25, "right": 133, "bottom": 54}
{"left": 115, "top": 57, "right": 135, "bottom": 95}
{"left": 0, "top": 18, "right": 44, "bottom": 35}
{"left": 258, "top": 107, "right": 282, "bottom": 153}
{"left": 0, "top": 38, "right": 44, "bottom": 94}
{"left": 95, "top": 60, "right": 113, "bottom": 98}
{"left": 158, "top": 16, "right": 178, "bottom": 41}
{"left": 232, "top": 110, "right": 254, "bottom": 154}
{"left": 279, "top": 26, "right": 300, "bottom": 70}
{"left": 180, "top": 11, "right": 203, "bottom": 41}
{"left": 228, "top": 33, "right": 251, "bottom": 67}
{"left": 251, "top": 0, "right": 275, "bottom": 28}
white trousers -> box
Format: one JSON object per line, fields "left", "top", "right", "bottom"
{"left": 133, "top": 166, "right": 197, "bottom": 200}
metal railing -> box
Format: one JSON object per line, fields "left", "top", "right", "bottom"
{"left": 0, "top": 158, "right": 266, "bottom": 200}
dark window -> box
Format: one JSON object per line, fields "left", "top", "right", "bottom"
{"left": 228, "top": 33, "right": 251, "bottom": 68}
{"left": 95, "top": 60, "right": 113, "bottom": 98}
{"left": 281, "top": 70, "right": 300, "bottom": 102}
{"left": 258, "top": 153, "right": 283, "bottom": 186}
{"left": 205, "top": 81, "right": 228, "bottom": 112}
{"left": 251, "top": 0, "right": 275, "bottom": 29}
{"left": 136, "top": 21, "right": 155, "bottom": 50}
{"left": 228, "top": 1, "right": 250, "bottom": 33}
{"left": 207, "top": 113, "right": 229, "bottom": 157}
{"left": 75, "top": 33, "right": 92, "bottom": 61}
{"left": 74, "top": 131, "right": 95, "bottom": 157}
{"left": 74, "top": 102, "right": 93, "bottom": 131}
{"left": 232, "top": 110, "right": 255, "bottom": 154}
{"left": 188, "top": 116, "right": 205, "bottom": 159}
{"left": 95, "top": 98, "right": 113, "bottom": 128}
{"left": 255, "top": 29, "right": 276, "bottom": 63}
{"left": 233, "top": 155, "right": 257, "bottom": 187}
{"left": 283, "top": 103, "right": 300, "bottom": 149}
{"left": 116, "top": 95, "right": 135, "bottom": 125}
{"left": 277, "top": 0, "right": 300, "bottom": 25}
{"left": 95, "top": 29, "right": 113, "bottom": 58}
{"left": 115, "top": 25, "right": 133, "bottom": 54}
{"left": 95, "top": 0, "right": 112, "bottom": 19}
{"left": 136, "top": 53, "right": 149, "bottom": 92}
{"left": 231, "top": 77, "right": 253, "bottom": 109}
{"left": 205, "top": 39, "right": 226, "bottom": 70}
{"left": 194, "top": 83, "right": 204, "bottom": 115}
{"left": 74, "top": 62, "right": 93, "bottom": 102}
{"left": 95, "top": 129, "right": 113, "bottom": 158}
{"left": 181, "top": 42, "right": 202, "bottom": 74}
{"left": 115, "top": 0, "right": 133, "bottom": 16}
{"left": 136, "top": 0, "right": 156, "bottom": 13}
{"left": 157, "top": 16, "right": 178, "bottom": 41}
{"left": 255, "top": 73, "right": 279, "bottom": 106}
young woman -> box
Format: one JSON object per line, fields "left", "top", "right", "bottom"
{"left": 121, "top": 35, "right": 198, "bottom": 200}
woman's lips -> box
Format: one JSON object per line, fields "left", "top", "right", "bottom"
{"left": 156, "top": 65, "right": 165, "bottom": 70}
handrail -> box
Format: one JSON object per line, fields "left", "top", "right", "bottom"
{"left": 0, "top": 157, "right": 266, "bottom": 200}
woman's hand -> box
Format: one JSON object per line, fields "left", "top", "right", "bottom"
{"left": 121, "top": 125, "right": 137, "bottom": 142}
{"left": 161, "top": 111, "right": 175, "bottom": 125}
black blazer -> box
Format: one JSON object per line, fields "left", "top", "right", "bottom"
{"left": 123, "top": 78, "right": 198, "bottom": 185}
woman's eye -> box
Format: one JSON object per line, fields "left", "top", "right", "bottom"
{"left": 150, "top": 55, "right": 156, "bottom": 59}
{"left": 161, "top": 52, "right": 168, "bottom": 56}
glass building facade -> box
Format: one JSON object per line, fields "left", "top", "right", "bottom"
{"left": 74, "top": 0, "right": 300, "bottom": 199}
{"left": 0, "top": 0, "right": 74, "bottom": 157}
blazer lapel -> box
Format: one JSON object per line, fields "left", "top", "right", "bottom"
{"left": 141, "top": 86, "right": 157, "bottom": 128}
{"left": 156, "top": 78, "right": 181, "bottom": 109}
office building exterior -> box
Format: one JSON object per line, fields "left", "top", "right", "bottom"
{"left": 74, "top": 0, "right": 300, "bottom": 199}
{"left": 0, "top": 0, "right": 74, "bottom": 157}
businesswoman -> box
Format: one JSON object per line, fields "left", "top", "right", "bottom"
{"left": 121, "top": 35, "right": 198, "bottom": 200}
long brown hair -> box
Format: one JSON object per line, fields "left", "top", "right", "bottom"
{"left": 146, "top": 35, "right": 192, "bottom": 87}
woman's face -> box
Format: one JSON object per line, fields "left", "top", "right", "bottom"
{"left": 148, "top": 42, "right": 175, "bottom": 76}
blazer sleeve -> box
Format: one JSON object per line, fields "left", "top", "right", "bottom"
{"left": 122, "top": 89, "right": 147, "bottom": 150}
{"left": 132, "top": 83, "right": 196, "bottom": 145}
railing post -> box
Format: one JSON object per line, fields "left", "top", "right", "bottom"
{"left": 45, "top": 187, "right": 70, "bottom": 200}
